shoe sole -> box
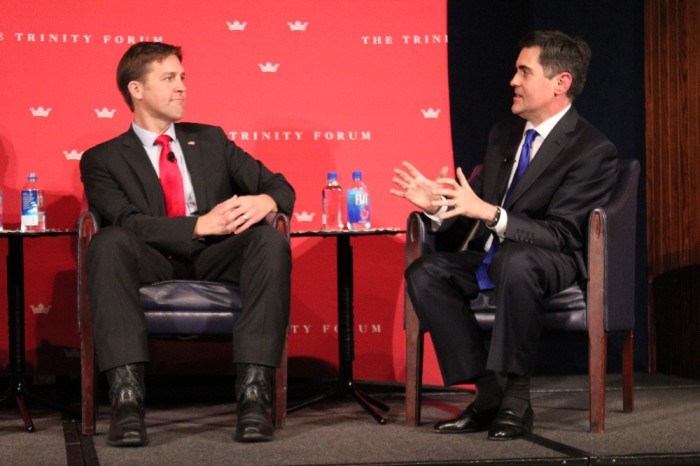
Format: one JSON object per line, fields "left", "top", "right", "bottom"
{"left": 107, "top": 437, "right": 149, "bottom": 447}
{"left": 234, "top": 433, "right": 273, "bottom": 443}
{"left": 433, "top": 427, "right": 487, "bottom": 434}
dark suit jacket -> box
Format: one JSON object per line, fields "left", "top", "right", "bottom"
{"left": 80, "top": 122, "right": 295, "bottom": 259}
{"left": 450, "top": 107, "right": 618, "bottom": 282}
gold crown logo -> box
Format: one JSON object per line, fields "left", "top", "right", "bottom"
{"left": 226, "top": 20, "right": 247, "bottom": 31}
{"left": 294, "top": 211, "right": 315, "bottom": 222}
{"left": 30, "top": 107, "right": 51, "bottom": 117}
{"left": 288, "top": 21, "right": 309, "bottom": 31}
{"left": 95, "top": 108, "right": 116, "bottom": 118}
{"left": 30, "top": 303, "right": 52, "bottom": 314}
{"left": 64, "top": 150, "right": 83, "bottom": 160}
{"left": 421, "top": 108, "right": 441, "bottom": 118}
{"left": 258, "top": 62, "right": 280, "bottom": 72}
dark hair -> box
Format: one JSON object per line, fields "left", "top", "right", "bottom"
{"left": 518, "top": 31, "right": 591, "bottom": 100}
{"left": 116, "top": 42, "right": 183, "bottom": 111}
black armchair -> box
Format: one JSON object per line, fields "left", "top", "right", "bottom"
{"left": 404, "top": 159, "right": 640, "bottom": 433}
{"left": 77, "top": 211, "right": 289, "bottom": 436}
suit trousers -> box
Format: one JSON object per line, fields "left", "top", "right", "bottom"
{"left": 405, "top": 241, "right": 577, "bottom": 386}
{"left": 86, "top": 224, "right": 291, "bottom": 372}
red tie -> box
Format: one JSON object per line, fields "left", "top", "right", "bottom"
{"left": 155, "top": 135, "right": 186, "bottom": 217}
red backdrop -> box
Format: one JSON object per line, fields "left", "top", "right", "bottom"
{"left": 0, "top": 0, "right": 451, "bottom": 385}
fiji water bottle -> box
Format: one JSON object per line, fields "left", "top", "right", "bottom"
{"left": 20, "top": 172, "right": 46, "bottom": 232}
{"left": 322, "top": 172, "right": 344, "bottom": 231}
{"left": 346, "top": 171, "right": 371, "bottom": 230}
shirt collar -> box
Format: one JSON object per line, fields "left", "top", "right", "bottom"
{"left": 131, "top": 121, "right": 177, "bottom": 147}
{"left": 525, "top": 104, "right": 572, "bottom": 140}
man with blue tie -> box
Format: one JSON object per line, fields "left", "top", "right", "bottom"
{"left": 391, "top": 30, "right": 618, "bottom": 440}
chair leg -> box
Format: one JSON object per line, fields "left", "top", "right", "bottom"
{"left": 80, "top": 330, "right": 97, "bottom": 436}
{"left": 621, "top": 330, "right": 634, "bottom": 413}
{"left": 78, "top": 215, "right": 98, "bottom": 436}
{"left": 405, "top": 298, "right": 424, "bottom": 427}
{"left": 588, "top": 331, "right": 607, "bottom": 433}
{"left": 273, "top": 338, "right": 288, "bottom": 429}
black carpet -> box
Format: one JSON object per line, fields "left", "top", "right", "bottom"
{"left": 1, "top": 373, "right": 699, "bottom": 465}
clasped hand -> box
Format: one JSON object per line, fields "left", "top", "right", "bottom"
{"left": 194, "top": 194, "right": 276, "bottom": 237}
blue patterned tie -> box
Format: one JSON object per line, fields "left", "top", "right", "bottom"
{"left": 475, "top": 129, "right": 538, "bottom": 290}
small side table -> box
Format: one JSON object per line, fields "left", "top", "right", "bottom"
{"left": 0, "top": 229, "right": 76, "bottom": 432}
{"left": 287, "top": 228, "right": 404, "bottom": 424}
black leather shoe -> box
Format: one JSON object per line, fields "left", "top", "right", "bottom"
{"left": 488, "top": 403, "right": 533, "bottom": 441}
{"left": 234, "top": 364, "right": 274, "bottom": 442}
{"left": 106, "top": 364, "right": 148, "bottom": 447}
{"left": 433, "top": 403, "right": 500, "bottom": 433}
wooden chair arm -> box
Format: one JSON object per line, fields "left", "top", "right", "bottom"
{"left": 264, "top": 212, "right": 291, "bottom": 240}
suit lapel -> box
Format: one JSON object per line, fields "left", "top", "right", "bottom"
{"left": 176, "top": 125, "right": 208, "bottom": 212}
{"left": 503, "top": 108, "right": 579, "bottom": 208}
{"left": 486, "top": 120, "right": 524, "bottom": 205}
{"left": 120, "top": 128, "right": 166, "bottom": 215}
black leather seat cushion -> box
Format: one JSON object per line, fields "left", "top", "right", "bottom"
{"left": 139, "top": 280, "right": 242, "bottom": 335}
{"left": 472, "top": 284, "right": 587, "bottom": 332}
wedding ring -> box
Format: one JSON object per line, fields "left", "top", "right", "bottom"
{"left": 242, "top": 215, "right": 249, "bottom": 221}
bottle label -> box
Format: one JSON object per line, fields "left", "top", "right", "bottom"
{"left": 347, "top": 189, "right": 370, "bottom": 224}
{"left": 21, "top": 190, "right": 39, "bottom": 228}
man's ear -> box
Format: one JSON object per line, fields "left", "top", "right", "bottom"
{"left": 128, "top": 80, "right": 143, "bottom": 103}
{"left": 555, "top": 72, "right": 573, "bottom": 96}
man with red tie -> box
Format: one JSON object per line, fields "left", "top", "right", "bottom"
{"left": 391, "top": 31, "right": 617, "bottom": 440}
{"left": 80, "top": 42, "right": 295, "bottom": 446}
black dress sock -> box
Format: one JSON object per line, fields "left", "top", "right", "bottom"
{"left": 472, "top": 373, "right": 503, "bottom": 411}
{"left": 501, "top": 375, "right": 531, "bottom": 414}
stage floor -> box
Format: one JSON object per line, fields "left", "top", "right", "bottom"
{"left": 1, "top": 372, "right": 699, "bottom": 465}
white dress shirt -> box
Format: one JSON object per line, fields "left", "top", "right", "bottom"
{"left": 132, "top": 122, "right": 198, "bottom": 215}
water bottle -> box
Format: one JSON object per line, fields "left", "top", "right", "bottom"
{"left": 20, "top": 172, "right": 46, "bottom": 232}
{"left": 322, "top": 172, "right": 344, "bottom": 231}
{"left": 346, "top": 171, "right": 371, "bottom": 230}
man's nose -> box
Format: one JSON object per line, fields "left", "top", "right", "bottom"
{"left": 510, "top": 74, "right": 519, "bottom": 87}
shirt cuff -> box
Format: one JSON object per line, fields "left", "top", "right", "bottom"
{"left": 425, "top": 205, "right": 448, "bottom": 231}
{"left": 488, "top": 208, "right": 508, "bottom": 240}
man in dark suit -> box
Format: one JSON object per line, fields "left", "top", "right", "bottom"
{"left": 80, "top": 42, "right": 295, "bottom": 446}
{"left": 391, "top": 31, "right": 617, "bottom": 440}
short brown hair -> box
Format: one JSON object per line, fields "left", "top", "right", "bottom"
{"left": 116, "top": 42, "right": 183, "bottom": 111}
{"left": 519, "top": 31, "right": 591, "bottom": 100}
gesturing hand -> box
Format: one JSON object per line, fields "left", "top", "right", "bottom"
{"left": 431, "top": 167, "right": 495, "bottom": 222}
{"left": 390, "top": 161, "right": 449, "bottom": 214}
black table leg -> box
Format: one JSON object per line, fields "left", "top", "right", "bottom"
{"left": 287, "top": 234, "right": 389, "bottom": 424}
{"left": 0, "top": 236, "right": 35, "bottom": 432}
{"left": 335, "top": 235, "right": 389, "bottom": 423}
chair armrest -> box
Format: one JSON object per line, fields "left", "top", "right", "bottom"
{"left": 405, "top": 210, "right": 480, "bottom": 266}
{"left": 264, "top": 212, "right": 291, "bottom": 241}
{"left": 405, "top": 212, "right": 430, "bottom": 268}
{"left": 587, "top": 159, "right": 640, "bottom": 332}
{"left": 77, "top": 210, "right": 100, "bottom": 334}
